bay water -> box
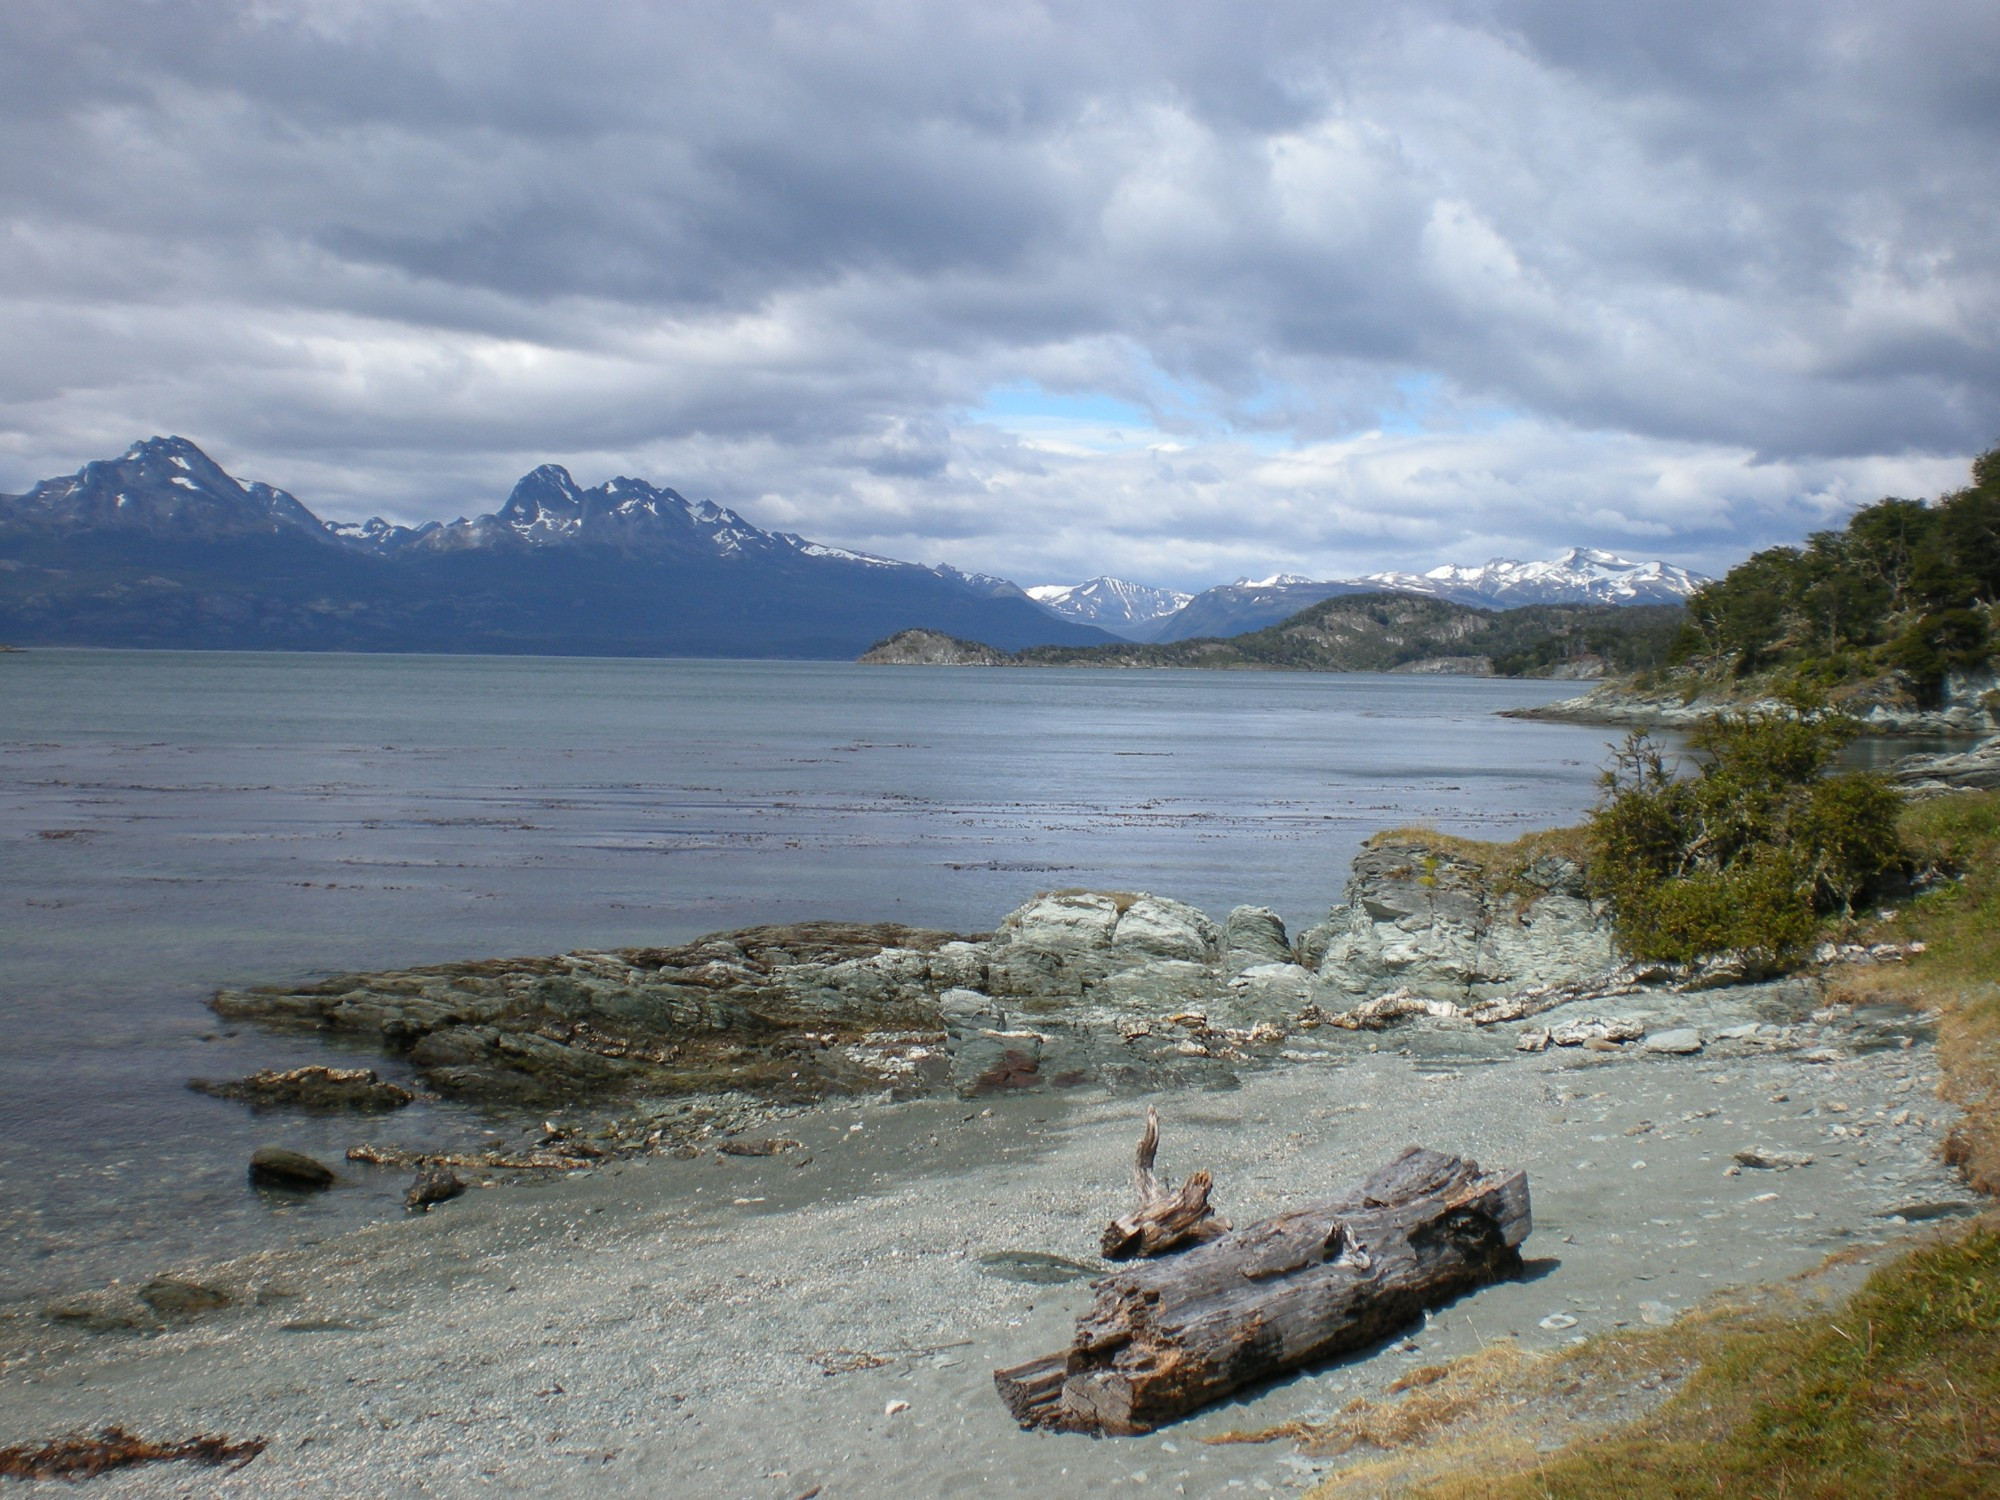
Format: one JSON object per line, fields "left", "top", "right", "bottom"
{"left": 0, "top": 650, "right": 1622, "bottom": 1301}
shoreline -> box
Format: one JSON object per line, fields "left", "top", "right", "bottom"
{"left": 1504, "top": 673, "right": 2000, "bottom": 739}
{"left": 1, "top": 975, "right": 1973, "bottom": 1496}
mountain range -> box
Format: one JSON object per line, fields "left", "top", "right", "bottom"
{"left": 1030, "top": 551, "right": 1708, "bottom": 641}
{"left": 0, "top": 436, "right": 1706, "bottom": 658}
{"left": 1023, "top": 577, "right": 1194, "bottom": 631}
{"left": 0, "top": 438, "right": 1116, "bottom": 657}
{"left": 864, "top": 592, "right": 1688, "bottom": 679}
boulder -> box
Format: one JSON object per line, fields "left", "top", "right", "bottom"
{"left": 248, "top": 1147, "right": 336, "bottom": 1191}
{"left": 405, "top": 1164, "right": 466, "bottom": 1212}
{"left": 1111, "top": 896, "right": 1220, "bottom": 963}
{"left": 998, "top": 891, "right": 1122, "bottom": 951}
{"left": 1312, "top": 835, "right": 1616, "bottom": 1003}
{"left": 1223, "top": 906, "right": 1291, "bottom": 970}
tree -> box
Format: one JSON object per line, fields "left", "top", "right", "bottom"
{"left": 1586, "top": 707, "right": 1903, "bottom": 968}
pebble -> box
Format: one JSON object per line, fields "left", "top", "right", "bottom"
{"left": 1733, "top": 1147, "right": 1815, "bottom": 1170}
{"left": 1644, "top": 1029, "right": 1704, "bottom": 1055}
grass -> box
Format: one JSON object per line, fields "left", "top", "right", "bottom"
{"left": 1288, "top": 787, "right": 2000, "bottom": 1499}
{"left": 1834, "top": 790, "right": 2000, "bottom": 1194}
{"left": 1368, "top": 825, "right": 1593, "bottom": 901}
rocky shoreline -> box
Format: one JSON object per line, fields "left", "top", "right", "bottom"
{"left": 2, "top": 959, "right": 1969, "bottom": 1496}
{"left": 200, "top": 833, "right": 1633, "bottom": 1124}
{"left": 2, "top": 819, "right": 1981, "bottom": 1495}
{"left": 1506, "top": 668, "right": 2000, "bottom": 737}
{"left": 189, "top": 831, "right": 1941, "bottom": 1192}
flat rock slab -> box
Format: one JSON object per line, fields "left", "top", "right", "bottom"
{"left": 1645, "top": 1029, "right": 1705, "bottom": 1054}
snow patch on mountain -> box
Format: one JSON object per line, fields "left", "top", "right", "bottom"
{"left": 1025, "top": 576, "right": 1193, "bottom": 634}
{"left": 1356, "top": 548, "right": 1707, "bottom": 607}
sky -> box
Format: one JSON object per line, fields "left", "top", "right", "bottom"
{"left": 0, "top": 1, "right": 1994, "bottom": 589}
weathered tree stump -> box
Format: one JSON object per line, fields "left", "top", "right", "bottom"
{"left": 996, "top": 1145, "right": 1530, "bottom": 1434}
{"left": 1100, "top": 1106, "right": 1232, "bottom": 1260}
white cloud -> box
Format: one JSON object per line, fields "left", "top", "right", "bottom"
{"left": 0, "top": 0, "right": 1993, "bottom": 588}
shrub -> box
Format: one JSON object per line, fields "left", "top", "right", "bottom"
{"left": 1586, "top": 708, "right": 1904, "bottom": 967}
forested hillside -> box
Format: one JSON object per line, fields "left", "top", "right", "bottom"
{"left": 1672, "top": 448, "right": 2000, "bottom": 705}
{"left": 864, "top": 593, "right": 1684, "bottom": 676}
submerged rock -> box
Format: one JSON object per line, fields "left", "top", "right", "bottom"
{"left": 214, "top": 922, "right": 966, "bottom": 1109}
{"left": 137, "top": 1276, "right": 235, "bottom": 1320}
{"left": 41, "top": 1288, "right": 158, "bottom": 1334}
{"left": 248, "top": 1147, "right": 337, "bottom": 1192}
{"left": 188, "top": 1065, "right": 417, "bottom": 1112}
{"left": 405, "top": 1164, "right": 465, "bottom": 1212}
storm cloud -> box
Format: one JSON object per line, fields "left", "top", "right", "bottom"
{"left": 0, "top": 0, "right": 1993, "bottom": 584}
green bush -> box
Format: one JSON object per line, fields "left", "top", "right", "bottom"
{"left": 1586, "top": 708, "right": 1905, "bottom": 967}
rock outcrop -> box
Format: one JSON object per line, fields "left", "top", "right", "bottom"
{"left": 1303, "top": 834, "right": 1617, "bottom": 1003}
{"left": 188, "top": 1066, "right": 417, "bottom": 1112}
{"left": 214, "top": 922, "right": 968, "bottom": 1108}
{"left": 1513, "top": 671, "right": 2000, "bottom": 736}
{"left": 858, "top": 629, "right": 1014, "bottom": 666}
{"left": 1892, "top": 736, "right": 2000, "bottom": 796}
{"left": 211, "top": 840, "right": 1632, "bottom": 1110}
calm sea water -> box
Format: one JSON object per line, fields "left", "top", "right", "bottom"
{"left": 0, "top": 650, "right": 1622, "bottom": 1301}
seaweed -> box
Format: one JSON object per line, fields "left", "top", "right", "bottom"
{"left": 0, "top": 1426, "right": 266, "bottom": 1481}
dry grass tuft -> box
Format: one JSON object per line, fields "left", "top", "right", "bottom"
{"left": 1367, "top": 825, "right": 1593, "bottom": 902}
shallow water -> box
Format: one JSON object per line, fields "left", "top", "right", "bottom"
{"left": 0, "top": 650, "right": 1619, "bottom": 1300}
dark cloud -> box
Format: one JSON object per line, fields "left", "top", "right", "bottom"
{"left": 0, "top": 0, "right": 1992, "bottom": 588}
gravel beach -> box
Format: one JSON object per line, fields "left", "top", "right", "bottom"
{"left": 0, "top": 997, "right": 1971, "bottom": 1498}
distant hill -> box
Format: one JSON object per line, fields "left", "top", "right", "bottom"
{"left": 1137, "top": 576, "right": 1378, "bottom": 642}
{"left": 0, "top": 437, "right": 1118, "bottom": 657}
{"left": 864, "top": 593, "right": 1686, "bottom": 677}
{"left": 1141, "top": 552, "right": 1706, "bottom": 642}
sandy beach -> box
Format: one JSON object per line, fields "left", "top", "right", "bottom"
{"left": 0, "top": 990, "right": 1970, "bottom": 1498}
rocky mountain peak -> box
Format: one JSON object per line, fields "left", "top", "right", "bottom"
{"left": 1025, "top": 576, "right": 1194, "bottom": 634}
{"left": 0, "top": 435, "right": 321, "bottom": 538}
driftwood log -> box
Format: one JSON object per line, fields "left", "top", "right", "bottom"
{"left": 996, "top": 1145, "right": 1530, "bottom": 1435}
{"left": 1100, "top": 1106, "right": 1232, "bottom": 1260}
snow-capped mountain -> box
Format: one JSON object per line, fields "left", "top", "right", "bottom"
{"left": 1356, "top": 548, "right": 1707, "bottom": 609}
{"left": 1025, "top": 577, "right": 1194, "bottom": 637}
{"left": 0, "top": 437, "right": 1115, "bottom": 656}
{"left": 1142, "top": 577, "right": 1375, "bottom": 642}
{"left": 324, "top": 462, "right": 829, "bottom": 564}
{"left": 0, "top": 435, "right": 329, "bottom": 540}
{"left": 1143, "top": 549, "right": 1705, "bottom": 642}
